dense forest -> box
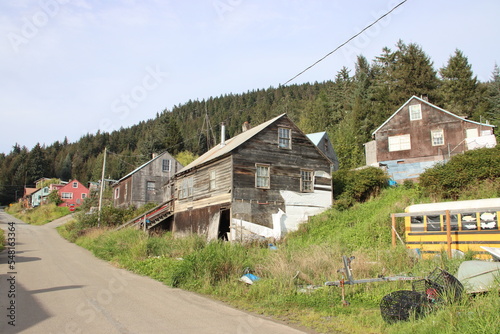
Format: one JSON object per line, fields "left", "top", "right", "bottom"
{"left": 1, "top": 40, "right": 499, "bottom": 205}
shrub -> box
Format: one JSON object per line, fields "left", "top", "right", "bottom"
{"left": 332, "top": 167, "right": 389, "bottom": 209}
{"left": 419, "top": 146, "right": 500, "bottom": 200}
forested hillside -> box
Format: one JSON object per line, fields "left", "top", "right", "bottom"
{"left": 1, "top": 40, "right": 499, "bottom": 205}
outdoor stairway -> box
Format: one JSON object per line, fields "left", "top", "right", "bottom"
{"left": 115, "top": 199, "right": 174, "bottom": 231}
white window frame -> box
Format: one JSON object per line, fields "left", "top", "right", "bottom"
{"left": 162, "top": 159, "right": 171, "bottom": 172}
{"left": 81, "top": 193, "right": 87, "bottom": 199}
{"left": 124, "top": 183, "right": 128, "bottom": 197}
{"left": 255, "top": 164, "right": 270, "bottom": 189}
{"left": 300, "top": 169, "right": 314, "bottom": 193}
{"left": 409, "top": 104, "right": 422, "bottom": 121}
{"left": 72, "top": 182, "right": 78, "bottom": 188}
{"left": 431, "top": 129, "right": 444, "bottom": 146}
{"left": 278, "top": 127, "right": 291, "bottom": 149}
{"left": 388, "top": 134, "right": 411, "bottom": 152}
{"left": 62, "top": 192, "right": 73, "bottom": 199}
{"left": 209, "top": 170, "right": 216, "bottom": 191}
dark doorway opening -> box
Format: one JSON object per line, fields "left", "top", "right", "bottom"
{"left": 218, "top": 209, "right": 231, "bottom": 240}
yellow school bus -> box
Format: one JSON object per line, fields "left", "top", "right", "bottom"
{"left": 393, "top": 198, "right": 500, "bottom": 259}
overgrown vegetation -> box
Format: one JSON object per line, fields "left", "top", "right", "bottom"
{"left": 419, "top": 146, "right": 500, "bottom": 200}
{"left": 6, "top": 202, "right": 70, "bottom": 225}
{"left": 0, "top": 228, "right": 4, "bottom": 252}
{"left": 331, "top": 167, "right": 389, "bottom": 210}
{"left": 55, "top": 151, "right": 500, "bottom": 333}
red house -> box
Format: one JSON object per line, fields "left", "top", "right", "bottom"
{"left": 57, "top": 179, "right": 89, "bottom": 208}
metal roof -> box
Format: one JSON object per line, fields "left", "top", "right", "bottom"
{"left": 178, "top": 113, "right": 287, "bottom": 173}
{"left": 306, "top": 132, "right": 326, "bottom": 146}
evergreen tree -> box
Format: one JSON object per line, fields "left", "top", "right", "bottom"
{"left": 439, "top": 49, "right": 478, "bottom": 117}
{"left": 27, "top": 143, "right": 47, "bottom": 184}
{"left": 486, "top": 64, "right": 500, "bottom": 127}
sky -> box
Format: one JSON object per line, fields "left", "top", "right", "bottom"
{"left": 0, "top": 0, "right": 499, "bottom": 155}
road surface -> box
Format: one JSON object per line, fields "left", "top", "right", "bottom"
{"left": 0, "top": 211, "right": 310, "bottom": 334}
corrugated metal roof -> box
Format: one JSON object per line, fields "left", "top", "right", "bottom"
{"left": 372, "top": 96, "right": 496, "bottom": 135}
{"left": 178, "top": 113, "right": 287, "bottom": 173}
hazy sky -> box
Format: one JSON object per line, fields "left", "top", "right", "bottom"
{"left": 1, "top": 0, "right": 499, "bottom": 155}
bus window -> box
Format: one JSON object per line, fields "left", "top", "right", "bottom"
{"left": 410, "top": 216, "right": 424, "bottom": 232}
{"left": 480, "top": 212, "right": 497, "bottom": 230}
{"left": 443, "top": 214, "right": 459, "bottom": 231}
{"left": 461, "top": 213, "right": 477, "bottom": 230}
{"left": 426, "top": 215, "right": 441, "bottom": 231}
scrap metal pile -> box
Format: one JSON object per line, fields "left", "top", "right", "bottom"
{"left": 380, "top": 268, "right": 464, "bottom": 324}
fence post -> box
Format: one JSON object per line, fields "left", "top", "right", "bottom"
{"left": 446, "top": 210, "right": 452, "bottom": 258}
{"left": 391, "top": 214, "right": 396, "bottom": 248}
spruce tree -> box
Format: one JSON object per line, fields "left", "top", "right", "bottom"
{"left": 439, "top": 49, "right": 478, "bottom": 117}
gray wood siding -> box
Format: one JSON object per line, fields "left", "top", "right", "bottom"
{"left": 232, "top": 117, "right": 332, "bottom": 227}
{"left": 174, "top": 155, "right": 232, "bottom": 213}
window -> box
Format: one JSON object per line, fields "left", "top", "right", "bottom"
{"left": 409, "top": 104, "right": 422, "bottom": 121}
{"left": 72, "top": 182, "right": 78, "bottom": 188}
{"left": 431, "top": 129, "right": 444, "bottom": 146}
{"left": 115, "top": 188, "right": 120, "bottom": 199}
{"left": 388, "top": 134, "right": 411, "bottom": 152}
{"left": 209, "top": 170, "right": 216, "bottom": 190}
{"left": 256, "top": 164, "right": 270, "bottom": 189}
{"left": 147, "top": 181, "right": 155, "bottom": 191}
{"left": 62, "top": 192, "right": 73, "bottom": 199}
{"left": 300, "top": 169, "right": 314, "bottom": 192}
{"left": 466, "top": 128, "right": 478, "bottom": 138}
{"left": 179, "top": 177, "right": 194, "bottom": 199}
{"left": 162, "top": 159, "right": 171, "bottom": 172}
{"left": 278, "top": 128, "right": 291, "bottom": 149}
{"left": 81, "top": 193, "right": 87, "bottom": 199}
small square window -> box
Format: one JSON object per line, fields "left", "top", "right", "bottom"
{"left": 256, "top": 164, "right": 270, "bottom": 189}
{"left": 431, "top": 129, "right": 444, "bottom": 146}
{"left": 72, "top": 182, "right": 78, "bottom": 188}
{"left": 278, "top": 128, "right": 291, "bottom": 149}
{"left": 409, "top": 104, "right": 422, "bottom": 121}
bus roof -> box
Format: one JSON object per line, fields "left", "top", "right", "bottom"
{"left": 406, "top": 198, "right": 500, "bottom": 213}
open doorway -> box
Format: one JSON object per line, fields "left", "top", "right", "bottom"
{"left": 218, "top": 209, "right": 231, "bottom": 240}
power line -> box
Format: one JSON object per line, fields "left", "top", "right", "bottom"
{"left": 282, "top": 0, "right": 408, "bottom": 86}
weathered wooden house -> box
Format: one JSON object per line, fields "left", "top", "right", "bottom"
{"left": 364, "top": 96, "right": 497, "bottom": 182}
{"left": 113, "top": 151, "right": 183, "bottom": 208}
{"left": 172, "top": 113, "right": 333, "bottom": 241}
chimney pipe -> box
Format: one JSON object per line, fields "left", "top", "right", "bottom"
{"left": 220, "top": 122, "right": 226, "bottom": 147}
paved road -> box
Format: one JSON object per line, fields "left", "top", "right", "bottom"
{"left": 0, "top": 211, "right": 309, "bottom": 334}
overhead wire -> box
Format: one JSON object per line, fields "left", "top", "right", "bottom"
{"left": 282, "top": 0, "right": 409, "bottom": 86}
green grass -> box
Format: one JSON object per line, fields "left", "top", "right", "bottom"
{"left": 0, "top": 228, "right": 4, "bottom": 252}
{"left": 57, "top": 186, "right": 499, "bottom": 333}
{"left": 6, "top": 202, "right": 70, "bottom": 225}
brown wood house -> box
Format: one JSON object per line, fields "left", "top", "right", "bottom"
{"left": 172, "top": 113, "right": 333, "bottom": 241}
{"left": 113, "top": 151, "right": 183, "bottom": 208}
{"left": 364, "top": 96, "right": 496, "bottom": 182}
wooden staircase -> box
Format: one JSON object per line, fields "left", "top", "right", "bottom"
{"left": 116, "top": 199, "right": 174, "bottom": 231}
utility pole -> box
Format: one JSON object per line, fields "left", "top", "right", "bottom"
{"left": 97, "top": 147, "right": 107, "bottom": 227}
